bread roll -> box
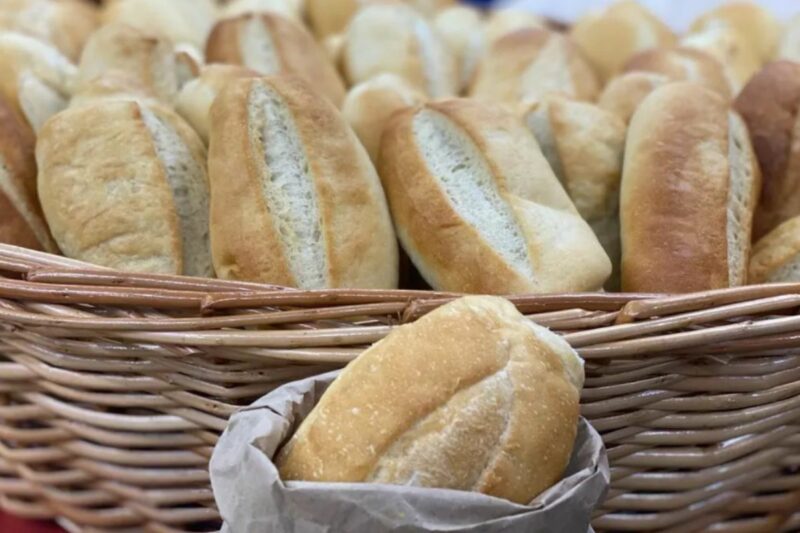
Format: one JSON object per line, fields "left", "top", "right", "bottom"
{"left": 433, "top": 5, "right": 484, "bottom": 92}
{"left": 621, "top": 82, "right": 760, "bottom": 292}
{"left": 0, "top": 96, "right": 57, "bottom": 252}
{"left": 0, "top": 0, "right": 98, "bottom": 61}
{"left": 483, "top": 8, "right": 547, "bottom": 44}
{"left": 208, "top": 76, "right": 398, "bottom": 289}
{"left": 733, "top": 61, "right": 800, "bottom": 240}
{"left": 342, "top": 74, "right": 426, "bottom": 164}
{"left": 779, "top": 14, "right": 800, "bottom": 63}
{"left": 343, "top": 3, "right": 458, "bottom": 98}
{"left": 681, "top": 26, "right": 761, "bottom": 94}
{"left": 102, "top": 0, "right": 216, "bottom": 59}
{"left": 523, "top": 96, "right": 625, "bottom": 290}
{"left": 306, "top": 0, "right": 455, "bottom": 39}
{"left": 277, "top": 295, "right": 583, "bottom": 504}
{"left": 77, "top": 23, "right": 185, "bottom": 104}
{"left": 206, "top": 12, "right": 346, "bottom": 107}
{"left": 470, "top": 28, "right": 599, "bottom": 104}
{"left": 690, "top": 1, "right": 780, "bottom": 63}
{"left": 598, "top": 71, "right": 670, "bottom": 125}
{"left": 379, "top": 98, "right": 611, "bottom": 294}
{"left": 570, "top": 0, "right": 675, "bottom": 83}
{"left": 219, "top": 0, "right": 302, "bottom": 21}
{"left": 37, "top": 100, "right": 213, "bottom": 276}
{"left": 69, "top": 71, "right": 163, "bottom": 109}
{"left": 176, "top": 64, "right": 258, "bottom": 145}
{"left": 0, "top": 32, "right": 76, "bottom": 132}
{"left": 749, "top": 216, "right": 800, "bottom": 283}
{"left": 623, "top": 47, "right": 732, "bottom": 100}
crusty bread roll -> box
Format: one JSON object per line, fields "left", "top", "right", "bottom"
{"left": 734, "top": 61, "right": 800, "bottom": 240}
{"left": 102, "top": 0, "right": 217, "bottom": 59}
{"left": 208, "top": 75, "right": 398, "bottom": 289}
{"left": 379, "top": 98, "right": 611, "bottom": 294}
{"left": 342, "top": 74, "right": 426, "bottom": 164}
{"left": 306, "top": 0, "right": 455, "bottom": 39}
{"left": 343, "top": 3, "right": 458, "bottom": 98}
{"left": 681, "top": 26, "right": 761, "bottom": 94}
{"left": 68, "top": 71, "right": 163, "bottom": 109}
{"left": 621, "top": 82, "right": 760, "bottom": 292}
{"left": 483, "top": 8, "right": 547, "bottom": 44}
{"left": 0, "top": 32, "right": 76, "bottom": 132}
{"left": 749, "top": 216, "right": 800, "bottom": 283}
{"left": 206, "top": 12, "right": 346, "bottom": 107}
{"left": 0, "top": 0, "right": 98, "bottom": 62}
{"left": 470, "top": 28, "right": 600, "bottom": 104}
{"left": 37, "top": 100, "right": 213, "bottom": 276}
{"left": 176, "top": 64, "right": 258, "bottom": 144}
{"left": 277, "top": 295, "right": 583, "bottom": 504}
{"left": 0, "top": 96, "right": 57, "bottom": 252}
{"left": 690, "top": 1, "right": 780, "bottom": 63}
{"left": 218, "top": 0, "right": 303, "bottom": 21}
{"left": 597, "top": 71, "right": 670, "bottom": 125}
{"left": 623, "top": 47, "right": 732, "bottom": 100}
{"left": 433, "top": 5, "right": 484, "bottom": 92}
{"left": 76, "top": 23, "right": 185, "bottom": 105}
{"left": 523, "top": 96, "right": 625, "bottom": 290}
{"left": 570, "top": 0, "right": 675, "bottom": 83}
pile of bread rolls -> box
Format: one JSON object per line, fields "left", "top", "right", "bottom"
{"left": 4, "top": 0, "right": 800, "bottom": 294}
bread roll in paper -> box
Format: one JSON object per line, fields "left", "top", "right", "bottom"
{"left": 277, "top": 295, "right": 583, "bottom": 505}
{"left": 621, "top": 82, "right": 760, "bottom": 292}
{"left": 208, "top": 76, "right": 398, "bottom": 289}
{"left": 379, "top": 98, "right": 611, "bottom": 294}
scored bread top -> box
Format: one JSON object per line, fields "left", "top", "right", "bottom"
{"left": 734, "top": 61, "right": 800, "bottom": 240}
{"left": 37, "top": 100, "right": 212, "bottom": 276}
{"left": 206, "top": 12, "right": 346, "bottom": 107}
{"left": 621, "top": 82, "right": 758, "bottom": 292}
{"left": 208, "top": 75, "right": 398, "bottom": 289}
{"left": 0, "top": 96, "right": 57, "bottom": 252}
{"left": 470, "top": 28, "right": 599, "bottom": 104}
{"left": 379, "top": 97, "right": 611, "bottom": 294}
{"left": 277, "top": 295, "right": 582, "bottom": 504}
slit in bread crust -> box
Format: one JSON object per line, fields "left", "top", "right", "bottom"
{"left": 727, "top": 112, "right": 755, "bottom": 286}
{"left": 526, "top": 105, "right": 565, "bottom": 184}
{"left": 248, "top": 83, "right": 327, "bottom": 289}
{"left": 412, "top": 17, "right": 445, "bottom": 98}
{"left": 140, "top": 107, "right": 213, "bottom": 277}
{"left": 413, "top": 109, "right": 534, "bottom": 281}
{"left": 240, "top": 15, "right": 281, "bottom": 75}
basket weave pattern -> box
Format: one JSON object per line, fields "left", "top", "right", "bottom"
{"left": 0, "top": 244, "right": 799, "bottom": 531}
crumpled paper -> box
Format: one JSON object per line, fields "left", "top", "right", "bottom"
{"left": 210, "top": 370, "right": 609, "bottom": 533}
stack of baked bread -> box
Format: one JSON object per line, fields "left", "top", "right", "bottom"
{"left": 3, "top": 0, "right": 800, "bottom": 294}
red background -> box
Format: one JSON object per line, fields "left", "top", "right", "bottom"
{"left": 0, "top": 512, "right": 63, "bottom": 533}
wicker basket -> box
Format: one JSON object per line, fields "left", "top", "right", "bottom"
{"left": 1, "top": 243, "right": 799, "bottom": 532}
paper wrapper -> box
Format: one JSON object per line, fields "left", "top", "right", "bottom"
{"left": 210, "top": 371, "right": 610, "bottom": 533}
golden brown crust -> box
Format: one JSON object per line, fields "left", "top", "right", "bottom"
{"left": 734, "top": 61, "right": 800, "bottom": 240}
{"left": 470, "top": 28, "right": 599, "bottom": 103}
{"left": 208, "top": 76, "right": 398, "bottom": 288}
{"left": 690, "top": 1, "right": 780, "bottom": 63}
{"left": 598, "top": 71, "right": 670, "bottom": 125}
{"left": 749, "top": 216, "right": 800, "bottom": 283}
{"left": 623, "top": 47, "right": 732, "bottom": 100}
{"left": 0, "top": 97, "right": 56, "bottom": 251}
{"left": 277, "top": 296, "right": 580, "bottom": 505}
{"left": 621, "top": 82, "right": 732, "bottom": 292}
{"left": 36, "top": 101, "right": 200, "bottom": 274}
{"left": 206, "top": 13, "right": 346, "bottom": 107}
{"left": 379, "top": 98, "right": 610, "bottom": 294}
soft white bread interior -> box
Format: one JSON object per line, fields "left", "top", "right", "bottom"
{"left": 597, "top": 71, "right": 670, "bottom": 124}
{"left": 176, "top": 64, "right": 258, "bottom": 144}
{"left": 342, "top": 73, "right": 426, "bottom": 163}
{"left": 621, "top": 82, "right": 759, "bottom": 292}
{"left": 570, "top": 0, "right": 676, "bottom": 82}
{"left": 277, "top": 295, "right": 583, "bottom": 505}
{"left": 36, "top": 100, "right": 213, "bottom": 276}
{"left": 523, "top": 96, "right": 626, "bottom": 290}
{"left": 208, "top": 75, "right": 398, "bottom": 289}
{"left": 206, "top": 12, "right": 346, "bottom": 107}
{"left": 470, "top": 28, "right": 600, "bottom": 104}
{"left": 0, "top": 31, "right": 77, "bottom": 132}
{"left": 343, "top": 3, "right": 458, "bottom": 98}
{"left": 378, "top": 98, "right": 611, "bottom": 294}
